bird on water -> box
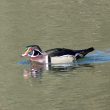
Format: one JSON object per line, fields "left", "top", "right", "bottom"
{"left": 22, "top": 45, "right": 94, "bottom": 64}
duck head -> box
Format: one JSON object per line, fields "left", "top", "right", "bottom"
{"left": 22, "top": 45, "right": 43, "bottom": 58}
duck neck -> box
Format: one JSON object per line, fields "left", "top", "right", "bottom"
{"left": 30, "top": 53, "right": 50, "bottom": 64}
{"left": 30, "top": 54, "right": 51, "bottom": 70}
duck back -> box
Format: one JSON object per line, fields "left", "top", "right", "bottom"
{"left": 45, "top": 47, "right": 94, "bottom": 59}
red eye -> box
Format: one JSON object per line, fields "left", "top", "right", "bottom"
{"left": 29, "top": 48, "right": 33, "bottom": 51}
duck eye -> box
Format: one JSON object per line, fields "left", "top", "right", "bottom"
{"left": 33, "top": 50, "right": 41, "bottom": 56}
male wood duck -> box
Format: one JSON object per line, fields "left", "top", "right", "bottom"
{"left": 22, "top": 45, "right": 94, "bottom": 65}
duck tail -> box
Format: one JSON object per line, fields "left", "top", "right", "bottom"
{"left": 86, "top": 47, "right": 95, "bottom": 52}
{"left": 81, "top": 47, "right": 95, "bottom": 56}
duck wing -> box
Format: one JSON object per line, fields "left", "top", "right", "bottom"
{"left": 45, "top": 47, "right": 94, "bottom": 58}
{"left": 45, "top": 48, "right": 75, "bottom": 57}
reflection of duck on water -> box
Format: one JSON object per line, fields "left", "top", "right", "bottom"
{"left": 23, "top": 62, "right": 44, "bottom": 79}
{"left": 23, "top": 62, "right": 94, "bottom": 79}
{"left": 22, "top": 45, "right": 94, "bottom": 65}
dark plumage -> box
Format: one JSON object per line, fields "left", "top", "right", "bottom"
{"left": 46, "top": 47, "right": 94, "bottom": 59}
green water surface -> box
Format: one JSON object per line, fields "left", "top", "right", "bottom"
{"left": 0, "top": 0, "right": 110, "bottom": 110}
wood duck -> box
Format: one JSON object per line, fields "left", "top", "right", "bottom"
{"left": 22, "top": 45, "right": 94, "bottom": 65}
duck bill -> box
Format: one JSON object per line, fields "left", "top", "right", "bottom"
{"left": 22, "top": 53, "right": 28, "bottom": 57}
{"left": 22, "top": 48, "right": 30, "bottom": 57}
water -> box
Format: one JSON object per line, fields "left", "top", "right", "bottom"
{"left": 0, "top": 0, "right": 110, "bottom": 110}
